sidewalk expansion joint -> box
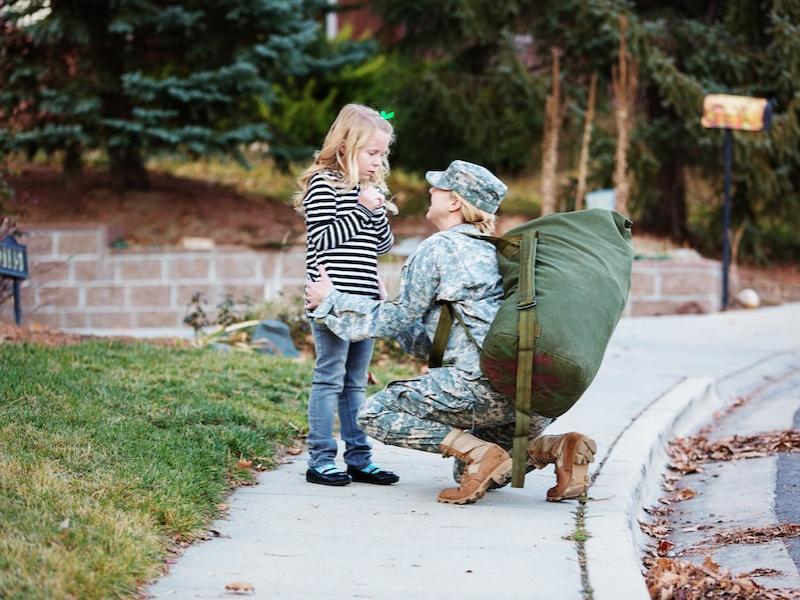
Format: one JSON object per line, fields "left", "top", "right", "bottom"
{"left": 576, "top": 376, "right": 690, "bottom": 599}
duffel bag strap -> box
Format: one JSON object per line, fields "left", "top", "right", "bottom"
{"left": 429, "top": 301, "right": 454, "bottom": 369}
{"left": 430, "top": 302, "right": 483, "bottom": 369}
{"left": 512, "top": 230, "right": 539, "bottom": 488}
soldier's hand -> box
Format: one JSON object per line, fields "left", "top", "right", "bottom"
{"left": 305, "top": 265, "right": 334, "bottom": 310}
{"left": 378, "top": 276, "right": 388, "bottom": 301}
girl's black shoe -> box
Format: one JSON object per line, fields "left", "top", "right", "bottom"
{"left": 347, "top": 463, "right": 399, "bottom": 485}
{"left": 306, "top": 466, "right": 352, "bottom": 486}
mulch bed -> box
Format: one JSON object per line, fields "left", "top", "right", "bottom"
{"left": 0, "top": 322, "right": 187, "bottom": 347}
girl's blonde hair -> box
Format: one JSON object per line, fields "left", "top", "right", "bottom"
{"left": 453, "top": 191, "right": 497, "bottom": 234}
{"left": 293, "top": 104, "right": 395, "bottom": 214}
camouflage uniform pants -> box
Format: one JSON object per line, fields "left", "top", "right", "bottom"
{"left": 357, "top": 366, "right": 553, "bottom": 459}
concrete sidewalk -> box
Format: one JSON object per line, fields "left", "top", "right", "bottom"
{"left": 147, "top": 303, "right": 800, "bottom": 600}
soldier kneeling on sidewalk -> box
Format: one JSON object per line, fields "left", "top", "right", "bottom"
{"left": 305, "top": 160, "right": 595, "bottom": 504}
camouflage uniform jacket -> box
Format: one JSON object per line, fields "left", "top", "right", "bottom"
{"left": 311, "top": 223, "right": 504, "bottom": 380}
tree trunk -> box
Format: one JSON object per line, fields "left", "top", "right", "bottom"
{"left": 575, "top": 73, "right": 597, "bottom": 211}
{"left": 541, "top": 47, "right": 565, "bottom": 216}
{"left": 637, "top": 83, "right": 690, "bottom": 241}
{"left": 637, "top": 157, "right": 688, "bottom": 240}
{"left": 613, "top": 111, "right": 631, "bottom": 214}
{"left": 612, "top": 16, "right": 637, "bottom": 216}
{"left": 81, "top": 4, "right": 150, "bottom": 191}
{"left": 109, "top": 144, "right": 150, "bottom": 191}
{"left": 62, "top": 143, "right": 84, "bottom": 187}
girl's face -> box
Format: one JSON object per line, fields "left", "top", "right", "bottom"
{"left": 355, "top": 130, "right": 391, "bottom": 182}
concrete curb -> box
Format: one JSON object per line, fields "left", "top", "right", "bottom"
{"left": 585, "top": 348, "right": 800, "bottom": 599}
{"left": 585, "top": 377, "right": 722, "bottom": 599}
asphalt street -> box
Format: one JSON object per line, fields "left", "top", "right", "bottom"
{"left": 776, "top": 404, "right": 800, "bottom": 571}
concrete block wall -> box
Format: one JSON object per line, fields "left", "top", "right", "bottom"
{"left": 626, "top": 257, "right": 722, "bottom": 316}
{"left": 0, "top": 224, "right": 307, "bottom": 331}
{"left": 1, "top": 224, "right": 724, "bottom": 332}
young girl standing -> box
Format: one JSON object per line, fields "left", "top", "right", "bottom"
{"left": 294, "top": 104, "right": 399, "bottom": 486}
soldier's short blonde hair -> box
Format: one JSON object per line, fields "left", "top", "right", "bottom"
{"left": 453, "top": 191, "right": 496, "bottom": 234}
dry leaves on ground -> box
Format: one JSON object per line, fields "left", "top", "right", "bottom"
{"left": 658, "top": 487, "right": 698, "bottom": 505}
{"left": 645, "top": 556, "right": 800, "bottom": 599}
{"left": 0, "top": 322, "right": 87, "bottom": 346}
{"left": 712, "top": 396, "right": 747, "bottom": 420}
{"left": 644, "top": 505, "right": 672, "bottom": 518}
{"left": 0, "top": 322, "right": 188, "bottom": 348}
{"left": 668, "top": 431, "right": 800, "bottom": 473}
{"left": 680, "top": 524, "right": 800, "bottom": 556}
{"left": 224, "top": 581, "right": 255, "bottom": 594}
{"left": 674, "top": 488, "right": 696, "bottom": 501}
{"left": 743, "top": 568, "right": 784, "bottom": 578}
{"left": 235, "top": 458, "right": 253, "bottom": 470}
{"left": 640, "top": 519, "right": 672, "bottom": 540}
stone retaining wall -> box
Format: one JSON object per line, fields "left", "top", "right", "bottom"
{"left": 628, "top": 256, "right": 722, "bottom": 317}
{"left": 0, "top": 224, "right": 308, "bottom": 330}
{"left": 0, "top": 224, "right": 723, "bottom": 331}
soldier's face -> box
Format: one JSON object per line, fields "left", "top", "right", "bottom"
{"left": 426, "top": 187, "right": 456, "bottom": 229}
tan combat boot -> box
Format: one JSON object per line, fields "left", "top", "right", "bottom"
{"left": 437, "top": 429, "right": 513, "bottom": 505}
{"left": 528, "top": 432, "right": 596, "bottom": 502}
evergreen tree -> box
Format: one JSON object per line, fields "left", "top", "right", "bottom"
{"left": 635, "top": 0, "right": 800, "bottom": 259}
{"left": 0, "top": 0, "right": 369, "bottom": 189}
{"left": 525, "top": 0, "right": 799, "bottom": 258}
{"left": 368, "top": 0, "right": 546, "bottom": 172}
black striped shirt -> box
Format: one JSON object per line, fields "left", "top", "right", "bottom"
{"left": 303, "top": 172, "right": 394, "bottom": 299}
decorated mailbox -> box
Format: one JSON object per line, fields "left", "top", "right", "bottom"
{"left": 701, "top": 94, "right": 771, "bottom": 132}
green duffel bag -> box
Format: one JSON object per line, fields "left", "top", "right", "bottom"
{"left": 431, "top": 208, "right": 633, "bottom": 487}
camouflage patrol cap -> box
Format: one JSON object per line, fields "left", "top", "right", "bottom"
{"left": 425, "top": 160, "right": 507, "bottom": 214}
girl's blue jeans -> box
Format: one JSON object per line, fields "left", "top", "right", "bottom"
{"left": 307, "top": 320, "right": 374, "bottom": 470}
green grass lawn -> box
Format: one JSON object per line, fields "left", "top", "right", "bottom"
{"left": 0, "top": 340, "right": 419, "bottom": 599}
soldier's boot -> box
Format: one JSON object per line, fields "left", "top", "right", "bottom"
{"left": 528, "top": 432, "right": 597, "bottom": 502}
{"left": 437, "top": 429, "right": 513, "bottom": 505}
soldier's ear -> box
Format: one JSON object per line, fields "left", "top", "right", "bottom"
{"left": 448, "top": 192, "right": 462, "bottom": 213}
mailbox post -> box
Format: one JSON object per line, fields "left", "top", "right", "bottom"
{"left": 701, "top": 94, "right": 772, "bottom": 309}
{"left": 0, "top": 235, "right": 29, "bottom": 324}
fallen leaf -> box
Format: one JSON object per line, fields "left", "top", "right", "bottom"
{"left": 741, "top": 567, "right": 783, "bottom": 577}
{"left": 656, "top": 540, "right": 675, "bottom": 556}
{"left": 225, "top": 581, "right": 254, "bottom": 594}
{"left": 702, "top": 555, "right": 720, "bottom": 573}
{"left": 236, "top": 458, "right": 253, "bottom": 470}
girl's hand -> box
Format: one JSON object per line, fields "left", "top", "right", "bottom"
{"left": 305, "top": 265, "right": 334, "bottom": 310}
{"left": 358, "top": 187, "right": 385, "bottom": 212}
